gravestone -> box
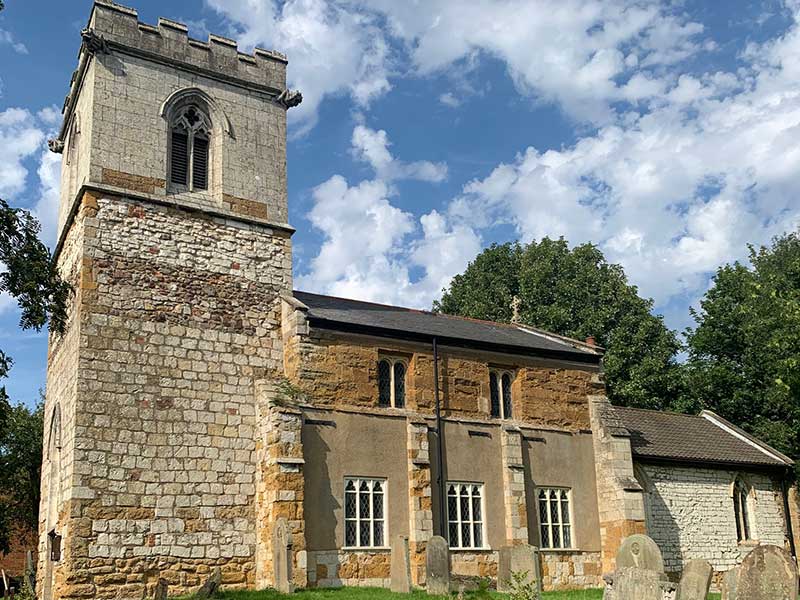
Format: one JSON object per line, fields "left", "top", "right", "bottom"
{"left": 735, "top": 545, "right": 798, "bottom": 600}
{"left": 721, "top": 567, "right": 739, "bottom": 600}
{"left": 425, "top": 535, "right": 450, "bottom": 595}
{"left": 616, "top": 535, "right": 665, "bottom": 572}
{"left": 615, "top": 567, "right": 662, "bottom": 600}
{"left": 153, "top": 578, "right": 168, "bottom": 600}
{"left": 612, "top": 534, "right": 667, "bottom": 600}
{"left": 195, "top": 567, "right": 221, "bottom": 599}
{"left": 497, "top": 544, "right": 542, "bottom": 593}
{"left": 24, "top": 550, "right": 36, "bottom": 594}
{"left": 390, "top": 535, "right": 412, "bottom": 593}
{"left": 273, "top": 517, "right": 294, "bottom": 593}
{"left": 677, "top": 559, "right": 713, "bottom": 600}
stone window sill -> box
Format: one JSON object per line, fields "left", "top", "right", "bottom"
{"left": 342, "top": 547, "right": 391, "bottom": 552}
{"left": 450, "top": 547, "right": 493, "bottom": 553}
{"left": 540, "top": 548, "right": 579, "bottom": 553}
{"left": 738, "top": 540, "right": 759, "bottom": 548}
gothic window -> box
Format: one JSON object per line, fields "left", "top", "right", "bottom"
{"left": 344, "top": 478, "right": 386, "bottom": 548}
{"left": 489, "top": 369, "right": 514, "bottom": 419}
{"left": 733, "top": 478, "right": 753, "bottom": 543}
{"left": 169, "top": 105, "right": 211, "bottom": 191}
{"left": 538, "top": 488, "right": 572, "bottom": 549}
{"left": 447, "top": 482, "right": 485, "bottom": 549}
{"left": 377, "top": 357, "right": 407, "bottom": 408}
{"left": 48, "top": 530, "right": 62, "bottom": 562}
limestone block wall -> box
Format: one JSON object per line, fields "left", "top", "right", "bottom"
{"left": 639, "top": 463, "right": 790, "bottom": 575}
{"left": 44, "top": 191, "right": 291, "bottom": 599}
{"left": 540, "top": 551, "right": 602, "bottom": 589}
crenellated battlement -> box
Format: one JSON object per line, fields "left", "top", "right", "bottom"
{"left": 89, "top": 0, "right": 287, "bottom": 92}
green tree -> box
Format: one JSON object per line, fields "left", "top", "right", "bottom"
{"left": 686, "top": 232, "right": 800, "bottom": 470}
{"left": 0, "top": 399, "right": 44, "bottom": 554}
{"left": 0, "top": 198, "right": 70, "bottom": 415}
{"left": 435, "top": 238, "right": 683, "bottom": 409}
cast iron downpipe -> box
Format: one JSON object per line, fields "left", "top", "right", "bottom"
{"left": 433, "top": 337, "right": 448, "bottom": 539}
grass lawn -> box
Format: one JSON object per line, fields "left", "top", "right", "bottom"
{"left": 206, "top": 587, "right": 721, "bottom": 600}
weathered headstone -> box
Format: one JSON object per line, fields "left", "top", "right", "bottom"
{"left": 735, "top": 545, "right": 798, "bottom": 600}
{"left": 195, "top": 566, "right": 221, "bottom": 599}
{"left": 391, "top": 535, "right": 412, "bottom": 593}
{"left": 611, "top": 534, "right": 668, "bottom": 600}
{"left": 425, "top": 535, "right": 450, "bottom": 595}
{"left": 497, "top": 544, "right": 542, "bottom": 593}
{"left": 273, "top": 517, "right": 294, "bottom": 593}
{"left": 24, "top": 550, "right": 36, "bottom": 594}
{"left": 616, "top": 535, "right": 665, "bottom": 572}
{"left": 676, "top": 559, "right": 713, "bottom": 600}
{"left": 615, "top": 567, "right": 662, "bottom": 600}
{"left": 153, "top": 578, "right": 168, "bottom": 600}
{"left": 721, "top": 567, "right": 739, "bottom": 600}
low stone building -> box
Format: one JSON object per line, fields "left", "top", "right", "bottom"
{"left": 611, "top": 407, "right": 797, "bottom": 585}
{"left": 36, "top": 2, "right": 798, "bottom": 599}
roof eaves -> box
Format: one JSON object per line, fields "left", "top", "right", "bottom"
{"left": 515, "top": 325, "right": 603, "bottom": 355}
{"left": 305, "top": 317, "right": 602, "bottom": 365}
{"left": 700, "top": 410, "right": 794, "bottom": 466}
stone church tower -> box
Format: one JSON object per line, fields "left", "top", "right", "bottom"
{"left": 39, "top": 2, "right": 300, "bottom": 598}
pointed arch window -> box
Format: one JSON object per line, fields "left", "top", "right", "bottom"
{"left": 489, "top": 369, "right": 514, "bottom": 419}
{"left": 538, "top": 488, "right": 573, "bottom": 549}
{"left": 377, "top": 357, "right": 407, "bottom": 408}
{"left": 446, "top": 482, "right": 485, "bottom": 549}
{"left": 733, "top": 477, "right": 753, "bottom": 543}
{"left": 344, "top": 478, "right": 386, "bottom": 548}
{"left": 169, "top": 105, "right": 211, "bottom": 191}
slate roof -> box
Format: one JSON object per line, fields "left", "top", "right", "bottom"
{"left": 613, "top": 406, "right": 794, "bottom": 469}
{"left": 292, "top": 291, "right": 600, "bottom": 362}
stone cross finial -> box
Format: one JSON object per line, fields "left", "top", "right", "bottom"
{"left": 511, "top": 295, "right": 521, "bottom": 324}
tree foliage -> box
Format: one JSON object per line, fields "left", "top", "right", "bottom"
{"left": 686, "top": 232, "right": 800, "bottom": 471}
{"left": 0, "top": 400, "right": 43, "bottom": 554}
{"left": 435, "top": 238, "right": 683, "bottom": 409}
{"left": 0, "top": 198, "right": 70, "bottom": 414}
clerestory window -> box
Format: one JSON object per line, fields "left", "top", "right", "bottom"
{"left": 489, "top": 369, "right": 514, "bottom": 419}
{"left": 378, "top": 357, "right": 406, "bottom": 408}
{"left": 169, "top": 105, "right": 210, "bottom": 192}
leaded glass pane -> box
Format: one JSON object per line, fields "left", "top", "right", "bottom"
{"left": 562, "top": 525, "right": 571, "bottom": 548}
{"left": 461, "top": 522, "right": 472, "bottom": 547}
{"left": 345, "top": 490, "right": 356, "bottom": 519}
{"left": 471, "top": 494, "right": 481, "bottom": 524}
{"left": 359, "top": 488, "right": 370, "bottom": 518}
{"left": 540, "top": 525, "right": 550, "bottom": 548}
{"left": 539, "top": 492, "right": 549, "bottom": 525}
{"left": 473, "top": 523, "right": 483, "bottom": 548}
{"left": 346, "top": 520, "right": 357, "bottom": 547}
{"left": 373, "top": 521, "right": 384, "bottom": 546}
{"left": 502, "top": 373, "right": 513, "bottom": 418}
{"left": 360, "top": 521, "right": 370, "bottom": 546}
{"left": 449, "top": 521, "right": 458, "bottom": 546}
{"left": 394, "top": 362, "right": 406, "bottom": 408}
{"left": 373, "top": 491, "right": 384, "bottom": 520}
{"left": 460, "top": 491, "right": 470, "bottom": 524}
{"left": 490, "top": 373, "right": 500, "bottom": 417}
{"left": 550, "top": 494, "right": 560, "bottom": 525}
{"left": 378, "top": 360, "right": 391, "bottom": 406}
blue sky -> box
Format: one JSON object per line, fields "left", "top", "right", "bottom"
{"left": 2, "top": 0, "right": 800, "bottom": 407}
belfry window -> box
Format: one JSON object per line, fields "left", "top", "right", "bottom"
{"left": 489, "top": 369, "right": 514, "bottom": 419}
{"left": 377, "top": 357, "right": 406, "bottom": 408}
{"left": 169, "top": 105, "right": 211, "bottom": 191}
{"left": 733, "top": 478, "right": 753, "bottom": 543}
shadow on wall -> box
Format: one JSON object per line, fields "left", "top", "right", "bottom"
{"left": 301, "top": 423, "right": 337, "bottom": 551}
